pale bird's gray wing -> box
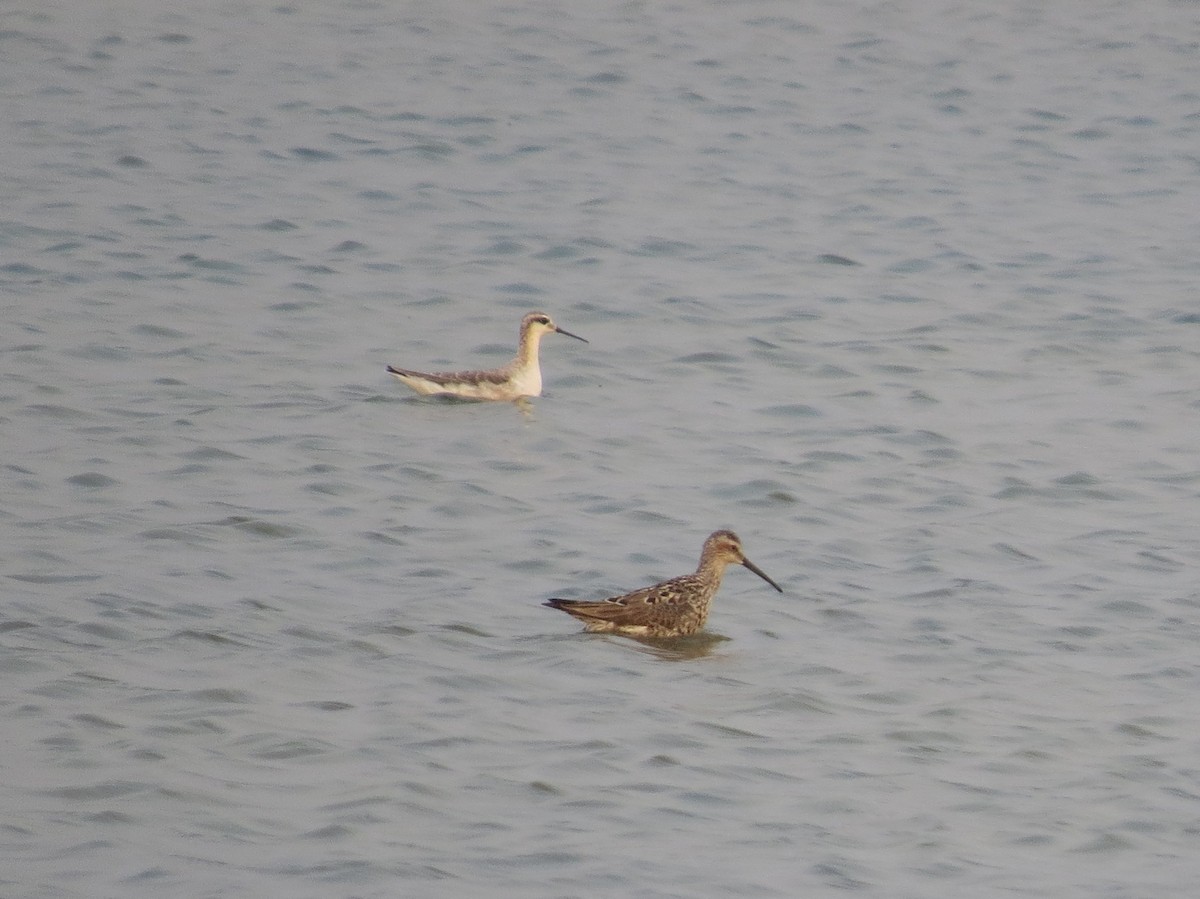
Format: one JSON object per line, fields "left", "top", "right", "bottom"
{"left": 387, "top": 365, "right": 508, "bottom": 386}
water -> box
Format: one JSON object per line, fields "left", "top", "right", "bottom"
{"left": 3, "top": 1, "right": 1200, "bottom": 896}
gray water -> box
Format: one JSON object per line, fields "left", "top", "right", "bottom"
{"left": 4, "top": 1, "right": 1200, "bottom": 896}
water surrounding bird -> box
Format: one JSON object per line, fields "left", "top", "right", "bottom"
{"left": 386, "top": 311, "right": 587, "bottom": 401}
{"left": 544, "top": 530, "right": 782, "bottom": 638}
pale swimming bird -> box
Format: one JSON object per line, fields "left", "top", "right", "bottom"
{"left": 544, "top": 530, "right": 783, "bottom": 638}
{"left": 386, "top": 311, "right": 587, "bottom": 401}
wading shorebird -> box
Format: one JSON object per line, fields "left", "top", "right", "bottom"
{"left": 544, "top": 530, "right": 782, "bottom": 638}
{"left": 386, "top": 311, "right": 587, "bottom": 401}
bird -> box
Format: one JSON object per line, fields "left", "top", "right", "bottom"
{"left": 544, "top": 530, "right": 782, "bottom": 638}
{"left": 386, "top": 311, "right": 587, "bottom": 401}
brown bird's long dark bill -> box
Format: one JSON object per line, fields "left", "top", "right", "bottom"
{"left": 743, "top": 557, "right": 782, "bottom": 592}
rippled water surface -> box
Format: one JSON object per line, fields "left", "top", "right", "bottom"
{"left": 4, "top": 2, "right": 1200, "bottom": 897}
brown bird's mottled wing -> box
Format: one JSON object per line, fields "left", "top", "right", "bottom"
{"left": 544, "top": 574, "right": 703, "bottom": 632}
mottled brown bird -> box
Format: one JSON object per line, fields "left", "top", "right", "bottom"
{"left": 544, "top": 530, "right": 782, "bottom": 638}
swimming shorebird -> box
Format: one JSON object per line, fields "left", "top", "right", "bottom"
{"left": 544, "top": 530, "right": 782, "bottom": 638}
{"left": 386, "top": 311, "right": 587, "bottom": 401}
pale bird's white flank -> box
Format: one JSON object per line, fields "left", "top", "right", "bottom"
{"left": 386, "top": 311, "right": 587, "bottom": 401}
{"left": 544, "top": 530, "right": 783, "bottom": 638}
